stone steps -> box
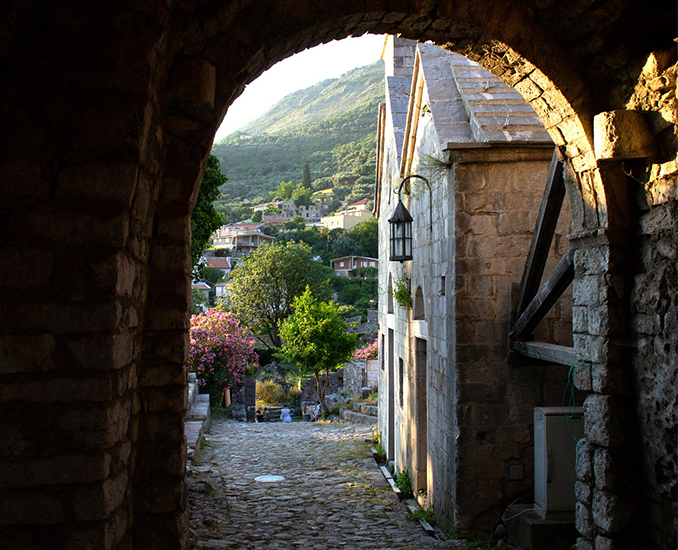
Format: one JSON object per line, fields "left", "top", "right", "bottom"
{"left": 340, "top": 408, "right": 378, "bottom": 425}
{"left": 185, "top": 377, "right": 210, "bottom": 463}
{"left": 353, "top": 402, "right": 378, "bottom": 416}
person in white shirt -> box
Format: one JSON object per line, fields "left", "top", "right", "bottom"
{"left": 280, "top": 406, "right": 292, "bottom": 423}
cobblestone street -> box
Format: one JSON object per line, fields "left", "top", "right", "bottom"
{"left": 188, "top": 418, "right": 460, "bottom": 550}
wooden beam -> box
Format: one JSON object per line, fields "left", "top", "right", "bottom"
{"left": 511, "top": 248, "right": 574, "bottom": 340}
{"left": 513, "top": 150, "right": 566, "bottom": 319}
{"left": 512, "top": 341, "right": 576, "bottom": 366}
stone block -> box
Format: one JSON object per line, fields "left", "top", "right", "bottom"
{"left": 576, "top": 438, "right": 594, "bottom": 482}
{"left": 0, "top": 375, "right": 123, "bottom": 404}
{"left": 139, "top": 385, "right": 187, "bottom": 414}
{"left": 141, "top": 332, "right": 189, "bottom": 374}
{"left": 0, "top": 333, "right": 57, "bottom": 374}
{"left": 594, "top": 110, "right": 657, "bottom": 160}
{"left": 0, "top": 452, "right": 112, "bottom": 488}
{"left": 0, "top": 246, "right": 54, "bottom": 288}
{"left": 573, "top": 276, "right": 606, "bottom": 307}
{"left": 0, "top": 490, "right": 65, "bottom": 524}
{"left": 592, "top": 490, "right": 632, "bottom": 534}
{"left": 497, "top": 211, "right": 533, "bottom": 235}
{"left": 593, "top": 448, "right": 614, "bottom": 491}
{"left": 469, "top": 213, "right": 497, "bottom": 235}
{"left": 466, "top": 235, "right": 499, "bottom": 258}
{"left": 92, "top": 251, "right": 138, "bottom": 296}
{"left": 72, "top": 471, "right": 129, "bottom": 522}
{"left": 583, "top": 394, "right": 625, "bottom": 447}
{"left": 575, "top": 481, "right": 592, "bottom": 505}
{"left": 68, "top": 333, "right": 135, "bottom": 371}
{"left": 55, "top": 162, "right": 139, "bottom": 207}
{"left": 574, "top": 248, "right": 609, "bottom": 277}
{"left": 576, "top": 501, "right": 595, "bottom": 539}
{"left": 591, "top": 362, "right": 630, "bottom": 395}
{"left": 48, "top": 301, "right": 124, "bottom": 335}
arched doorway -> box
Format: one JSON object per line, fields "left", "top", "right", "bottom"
{"left": 0, "top": 2, "right": 674, "bottom": 549}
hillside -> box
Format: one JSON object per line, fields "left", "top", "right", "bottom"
{"left": 211, "top": 60, "right": 385, "bottom": 205}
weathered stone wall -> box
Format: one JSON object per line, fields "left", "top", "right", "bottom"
{"left": 631, "top": 200, "right": 678, "bottom": 549}
{"left": 452, "top": 152, "right": 574, "bottom": 534}
{"left": 343, "top": 360, "right": 367, "bottom": 398}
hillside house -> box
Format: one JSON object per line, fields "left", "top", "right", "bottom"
{"left": 331, "top": 255, "right": 379, "bottom": 278}
{"left": 376, "top": 38, "right": 575, "bottom": 538}
{"left": 204, "top": 256, "right": 238, "bottom": 278}
{"left": 257, "top": 199, "right": 327, "bottom": 221}
{"left": 211, "top": 223, "right": 275, "bottom": 256}
{"left": 191, "top": 282, "right": 211, "bottom": 309}
{"left": 347, "top": 198, "right": 370, "bottom": 211}
{"left": 322, "top": 208, "right": 373, "bottom": 230}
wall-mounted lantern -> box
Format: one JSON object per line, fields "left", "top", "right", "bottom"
{"left": 388, "top": 175, "right": 431, "bottom": 262}
{"left": 388, "top": 198, "right": 413, "bottom": 262}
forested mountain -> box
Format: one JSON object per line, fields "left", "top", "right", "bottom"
{"left": 210, "top": 60, "right": 385, "bottom": 206}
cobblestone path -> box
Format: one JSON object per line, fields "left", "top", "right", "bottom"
{"left": 188, "top": 418, "right": 460, "bottom": 550}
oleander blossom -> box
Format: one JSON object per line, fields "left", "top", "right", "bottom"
{"left": 188, "top": 309, "right": 258, "bottom": 402}
{"left": 353, "top": 338, "right": 378, "bottom": 360}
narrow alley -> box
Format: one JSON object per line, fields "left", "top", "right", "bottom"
{"left": 188, "top": 419, "right": 461, "bottom": 550}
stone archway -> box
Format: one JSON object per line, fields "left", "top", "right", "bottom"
{"left": 0, "top": 2, "right": 675, "bottom": 549}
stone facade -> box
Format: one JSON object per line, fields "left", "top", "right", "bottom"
{"left": 0, "top": 3, "right": 675, "bottom": 549}
{"left": 376, "top": 40, "right": 573, "bottom": 537}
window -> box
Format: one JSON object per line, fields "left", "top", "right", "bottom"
{"left": 340, "top": 261, "right": 344, "bottom": 267}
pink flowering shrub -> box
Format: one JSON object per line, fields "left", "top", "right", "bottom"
{"left": 188, "top": 309, "right": 258, "bottom": 404}
{"left": 353, "top": 338, "right": 378, "bottom": 360}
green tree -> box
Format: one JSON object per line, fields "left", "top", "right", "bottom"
{"left": 329, "top": 234, "right": 365, "bottom": 258}
{"left": 228, "top": 242, "right": 331, "bottom": 349}
{"left": 347, "top": 217, "right": 378, "bottom": 258}
{"left": 279, "top": 288, "right": 357, "bottom": 413}
{"left": 270, "top": 180, "right": 296, "bottom": 200}
{"left": 302, "top": 163, "right": 312, "bottom": 188}
{"left": 191, "top": 154, "right": 225, "bottom": 280}
{"left": 251, "top": 210, "right": 263, "bottom": 222}
{"left": 292, "top": 183, "right": 313, "bottom": 207}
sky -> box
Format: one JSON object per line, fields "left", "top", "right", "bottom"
{"left": 214, "top": 34, "right": 386, "bottom": 142}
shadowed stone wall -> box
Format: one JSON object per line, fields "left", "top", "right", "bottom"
{"left": 0, "top": 1, "right": 675, "bottom": 549}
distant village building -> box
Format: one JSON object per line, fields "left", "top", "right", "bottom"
{"left": 376, "top": 37, "right": 572, "bottom": 538}
{"left": 204, "top": 256, "right": 239, "bottom": 278}
{"left": 347, "top": 198, "right": 370, "bottom": 210}
{"left": 331, "top": 256, "right": 378, "bottom": 278}
{"left": 191, "top": 282, "right": 211, "bottom": 304}
{"left": 211, "top": 223, "right": 274, "bottom": 256}
{"left": 214, "top": 281, "right": 231, "bottom": 303}
{"left": 321, "top": 208, "right": 373, "bottom": 230}
{"left": 254, "top": 199, "right": 328, "bottom": 221}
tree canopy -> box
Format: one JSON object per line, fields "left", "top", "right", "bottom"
{"left": 191, "top": 154, "right": 225, "bottom": 280}
{"left": 279, "top": 288, "right": 357, "bottom": 412}
{"left": 227, "top": 241, "right": 332, "bottom": 349}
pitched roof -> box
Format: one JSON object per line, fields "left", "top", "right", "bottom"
{"left": 206, "top": 257, "right": 232, "bottom": 269}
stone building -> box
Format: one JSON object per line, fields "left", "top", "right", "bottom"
{"left": 0, "top": 3, "right": 675, "bottom": 550}
{"left": 375, "top": 38, "right": 574, "bottom": 536}
{"left": 321, "top": 206, "right": 374, "bottom": 229}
